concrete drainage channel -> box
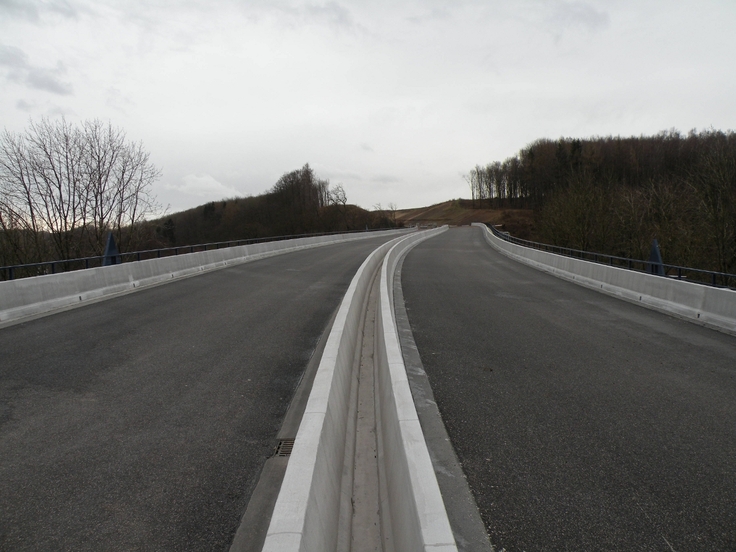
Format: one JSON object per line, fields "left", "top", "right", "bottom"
{"left": 251, "top": 226, "right": 458, "bottom": 552}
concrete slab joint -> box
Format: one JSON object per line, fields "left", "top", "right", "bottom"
{"left": 260, "top": 226, "right": 457, "bottom": 552}
{"left": 473, "top": 222, "right": 736, "bottom": 336}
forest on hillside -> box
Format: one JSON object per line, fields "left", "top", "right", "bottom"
{"left": 151, "top": 164, "right": 398, "bottom": 248}
{"left": 468, "top": 130, "right": 736, "bottom": 275}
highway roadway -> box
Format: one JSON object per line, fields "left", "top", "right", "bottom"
{"left": 0, "top": 234, "right": 397, "bottom": 551}
{"left": 401, "top": 226, "right": 736, "bottom": 552}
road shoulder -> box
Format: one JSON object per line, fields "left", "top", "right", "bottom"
{"left": 393, "top": 252, "right": 492, "bottom": 552}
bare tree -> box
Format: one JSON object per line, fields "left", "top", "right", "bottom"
{"left": 82, "top": 120, "right": 161, "bottom": 253}
{"left": 329, "top": 183, "right": 347, "bottom": 207}
{"left": 0, "top": 117, "right": 160, "bottom": 265}
{"left": 0, "top": 130, "right": 48, "bottom": 264}
{"left": 328, "top": 183, "right": 350, "bottom": 229}
{"left": 387, "top": 202, "right": 398, "bottom": 226}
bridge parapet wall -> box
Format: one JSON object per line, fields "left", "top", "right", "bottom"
{"left": 0, "top": 230, "right": 406, "bottom": 328}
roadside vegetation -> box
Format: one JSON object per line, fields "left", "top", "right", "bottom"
{"left": 151, "top": 165, "right": 399, "bottom": 249}
{"left": 0, "top": 118, "right": 399, "bottom": 271}
{"left": 0, "top": 118, "right": 160, "bottom": 267}
{"left": 468, "top": 130, "right": 736, "bottom": 274}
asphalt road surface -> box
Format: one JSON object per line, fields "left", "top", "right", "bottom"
{"left": 401, "top": 226, "right": 736, "bottom": 552}
{"left": 0, "top": 234, "right": 397, "bottom": 551}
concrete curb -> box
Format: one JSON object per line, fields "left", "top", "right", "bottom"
{"left": 261, "top": 227, "right": 454, "bottom": 551}
{"left": 393, "top": 253, "right": 493, "bottom": 552}
{"left": 0, "top": 230, "right": 406, "bottom": 328}
{"left": 261, "top": 233, "right": 401, "bottom": 551}
{"left": 376, "top": 226, "right": 457, "bottom": 551}
{"left": 474, "top": 223, "right": 736, "bottom": 336}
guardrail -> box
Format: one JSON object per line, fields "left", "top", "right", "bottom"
{"left": 0, "top": 228, "right": 397, "bottom": 281}
{"left": 488, "top": 225, "right": 736, "bottom": 290}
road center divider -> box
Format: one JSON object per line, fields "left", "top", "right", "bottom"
{"left": 0, "top": 230, "right": 406, "bottom": 328}
{"left": 262, "top": 226, "right": 455, "bottom": 551}
{"left": 475, "top": 222, "right": 736, "bottom": 336}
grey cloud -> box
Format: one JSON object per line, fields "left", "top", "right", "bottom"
{"left": 0, "top": 45, "right": 73, "bottom": 95}
{"left": 549, "top": 1, "right": 610, "bottom": 32}
{"left": 319, "top": 167, "right": 363, "bottom": 180}
{"left": 0, "top": 44, "right": 28, "bottom": 68}
{"left": 360, "top": 142, "right": 374, "bottom": 152}
{"left": 406, "top": 8, "right": 451, "bottom": 25}
{"left": 106, "top": 87, "right": 135, "bottom": 113}
{"left": 371, "top": 175, "right": 401, "bottom": 184}
{"left": 26, "top": 66, "right": 73, "bottom": 95}
{"left": 305, "top": 2, "right": 353, "bottom": 28}
{"left": 16, "top": 99, "right": 35, "bottom": 111}
{"left": 0, "top": 0, "right": 39, "bottom": 21}
{"left": 0, "top": 0, "right": 78, "bottom": 21}
{"left": 46, "top": 104, "right": 75, "bottom": 116}
{"left": 47, "top": 0, "right": 77, "bottom": 18}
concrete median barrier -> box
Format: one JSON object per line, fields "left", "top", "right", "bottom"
{"left": 474, "top": 222, "right": 736, "bottom": 336}
{"left": 0, "top": 230, "right": 406, "bottom": 328}
{"left": 376, "top": 226, "right": 456, "bottom": 551}
{"left": 261, "top": 226, "right": 454, "bottom": 552}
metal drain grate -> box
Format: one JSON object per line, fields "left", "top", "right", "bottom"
{"left": 275, "top": 439, "right": 295, "bottom": 457}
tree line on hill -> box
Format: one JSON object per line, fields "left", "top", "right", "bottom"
{"left": 0, "top": 118, "right": 398, "bottom": 273}
{"left": 152, "top": 164, "right": 398, "bottom": 248}
{"left": 469, "top": 129, "right": 736, "bottom": 275}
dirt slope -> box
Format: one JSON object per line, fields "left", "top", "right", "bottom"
{"left": 395, "top": 200, "right": 536, "bottom": 240}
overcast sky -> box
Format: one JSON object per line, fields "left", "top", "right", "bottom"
{"left": 1, "top": 0, "right": 735, "bottom": 213}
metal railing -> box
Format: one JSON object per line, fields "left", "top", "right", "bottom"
{"left": 0, "top": 228, "right": 396, "bottom": 282}
{"left": 488, "top": 224, "right": 736, "bottom": 290}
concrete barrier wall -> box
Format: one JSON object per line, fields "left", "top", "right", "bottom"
{"left": 0, "top": 230, "right": 406, "bottom": 327}
{"left": 376, "top": 226, "right": 457, "bottom": 551}
{"left": 474, "top": 223, "right": 736, "bottom": 336}
{"left": 262, "top": 227, "right": 455, "bottom": 551}
{"left": 262, "top": 234, "right": 401, "bottom": 551}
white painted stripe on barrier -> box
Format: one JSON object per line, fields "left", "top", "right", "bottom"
{"left": 262, "top": 227, "right": 454, "bottom": 552}
{"left": 262, "top": 233, "right": 403, "bottom": 551}
{"left": 474, "top": 222, "right": 736, "bottom": 336}
{"left": 0, "top": 230, "right": 406, "bottom": 328}
{"left": 377, "top": 226, "right": 457, "bottom": 551}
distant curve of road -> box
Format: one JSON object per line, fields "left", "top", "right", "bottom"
{"left": 401, "top": 226, "right": 736, "bottom": 552}
{"left": 0, "top": 234, "right": 398, "bottom": 551}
